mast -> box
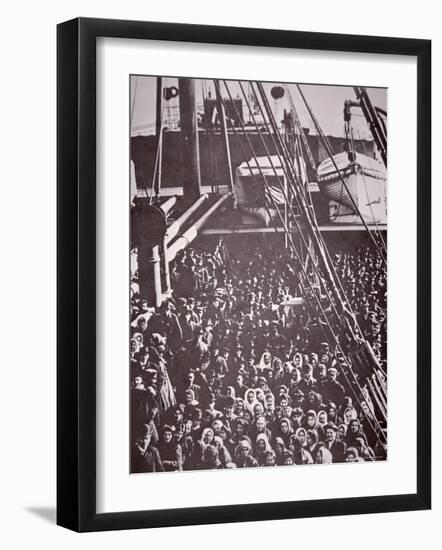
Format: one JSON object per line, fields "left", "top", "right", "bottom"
{"left": 178, "top": 78, "right": 202, "bottom": 202}
{"left": 154, "top": 77, "right": 163, "bottom": 197}
{"left": 214, "top": 80, "right": 234, "bottom": 192}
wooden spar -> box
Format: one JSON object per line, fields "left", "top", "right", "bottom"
{"left": 178, "top": 78, "right": 201, "bottom": 202}
{"left": 214, "top": 80, "right": 234, "bottom": 192}
{"left": 154, "top": 77, "right": 163, "bottom": 196}
{"left": 165, "top": 194, "right": 209, "bottom": 244}
{"left": 159, "top": 196, "right": 177, "bottom": 215}
{"left": 166, "top": 194, "right": 231, "bottom": 262}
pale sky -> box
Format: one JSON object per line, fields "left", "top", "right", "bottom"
{"left": 130, "top": 75, "right": 387, "bottom": 139}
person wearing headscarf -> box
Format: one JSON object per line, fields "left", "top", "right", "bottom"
{"left": 336, "top": 423, "right": 348, "bottom": 443}
{"left": 234, "top": 397, "right": 245, "bottom": 417}
{"left": 316, "top": 410, "right": 328, "bottom": 441}
{"left": 232, "top": 417, "right": 250, "bottom": 446}
{"left": 255, "top": 433, "right": 273, "bottom": 466}
{"left": 305, "top": 389, "right": 322, "bottom": 412}
{"left": 256, "top": 351, "right": 272, "bottom": 375}
{"left": 293, "top": 352, "right": 303, "bottom": 370}
{"left": 345, "top": 446, "right": 365, "bottom": 463}
{"left": 345, "top": 418, "right": 368, "bottom": 448}
{"left": 354, "top": 436, "right": 376, "bottom": 461}
{"left": 304, "top": 409, "right": 318, "bottom": 430}
{"left": 213, "top": 435, "right": 233, "bottom": 467}
{"left": 179, "top": 418, "right": 196, "bottom": 470}
{"left": 201, "top": 444, "right": 223, "bottom": 469}
{"left": 157, "top": 425, "right": 183, "bottom": 471}
{"left": 130, "top": 337, "right": 141, "bottom": 361}
{"left": 315, "top": 444, "right": 333, "bottom": 465}
{"left": 188, "top": 426, "right": 214, "bottom": 470}
{"left": 276, "top": 417, "right": 293, "bottom": 447}
{"left": 250, "top": 414, "right": 272, "bottom": 443}
{"left": 273, "top": 436, "right": 287, "bottom": 465}
{"left": 306, "top": 429, "right": 320, "bottom": 458}
{"left": 265, "top": 393, "right": 275, "bottom": 418}
{"left": 244, "top": 388, "right": 259, "bottom": 415}
{"left": 289, "top": 432, "right": 313, "bottom": 465}
{"left": 234, "top": 439, "right": 258, "bottom": 468}
{"left": 327, "top": 402, "right": 341, "bottom": 426}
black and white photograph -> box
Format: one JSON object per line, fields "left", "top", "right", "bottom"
{"left": 129, "top": 76, "right": 388, "bottom": 474}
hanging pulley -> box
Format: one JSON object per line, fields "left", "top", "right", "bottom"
{"left": 164, "top": 86, "right": 179, "bottom": 101}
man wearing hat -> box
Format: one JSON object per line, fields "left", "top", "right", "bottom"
{"left": 322, "top": 367, "right": 346, "bottom": 407}
{"left": 298, "top": 363, "right": 317, "bottom": 396}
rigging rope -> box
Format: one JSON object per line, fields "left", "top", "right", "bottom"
{"left": 219, "top": 81, "right": 387, "bottom": 444}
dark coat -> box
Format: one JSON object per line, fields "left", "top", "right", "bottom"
{"left": 131, "top": 445, "right": 164, "bottom": 473}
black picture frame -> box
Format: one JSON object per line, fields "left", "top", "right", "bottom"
{"left": 57, "top": 17, "right": 431, "bottom": 532}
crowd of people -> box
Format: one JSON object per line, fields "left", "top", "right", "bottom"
{"left": 130, "top": 238, "right": 387, "bottom": 473}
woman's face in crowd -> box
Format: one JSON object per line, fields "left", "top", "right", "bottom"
{"left": 315, "top": 450, "right": 324, "bottom": 464}
{"left": 257, "top": 439, "right": 266, "bottom": 451}
{"left": 344, "top": 409, "right": 353, "bottom": 422}
{"left": 350, "top": 420, "right": 359, "bottom": 433}
{"left": 226, "top": 387, "right": 234, "bottom": 397}
{"left": 307, "top": 415, "right": 316, "bottom": 428}
{"left": 263, "top": 353, "right": 271, "bottom": 365}
{"left": 294, "top": 355, "right": 302, "bottom": 368}
{"left": 281, "top": 421, "right": 290, "bottom": 434}
{"left": 203, "top": 431, "right": 213, "bottom": 444}
{"left": 234, "top": 401, "right": 244, "bottom": 414}
{"left": 264, "top": 455, "right": 275, "bottom": 466}
{"left": 346, "top": 452, "right": 356, "bottom": 463}
{"left": 275, "top": 442, "right": 284, "bottom": 454}
{"left": 163, "top": 430, "right": 173, "bottom": 443}
{"left": 256, "top": 417, "right": 266, "bottom": 432}
{"left": 297, "top": 430, "right": 306, "bottom": 446}
{"left": 247, "top": 392, "right": 255, "bottom": 404}
{"left": 254, "top": 403, "right": 264, "bottom": 416}
{"left": 284, "top": 457, "right": 293, "bottom": 466}
{"left": 212, "top": 421, "right": 222, "bottom": 434}
{"left": 307, "top": 433, "right": 314, "bottom": 446}
{"left": 337, "top": 426, "right": 346, "bottom": 440}
{"left": 130, "top": 340, "right": 137, "bottom": 352}
{"left": 235, "top": 423, "right": 245, "bottom": 435}
{"left": 318, "top": 412, "right": 327, "bottom": 425}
